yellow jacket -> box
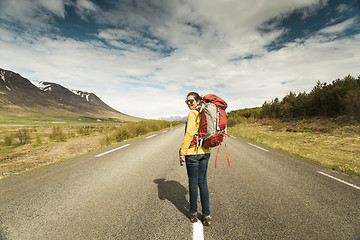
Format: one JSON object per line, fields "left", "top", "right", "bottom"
{"left": 180, "top": 109, "right": 211, "bottom": 156}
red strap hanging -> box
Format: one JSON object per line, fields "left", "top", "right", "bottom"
{"left": 215, "top": 144, "right": 221, "bottom": 168}
{"left": 214, "top": 142, "right": 230, "bottom": 168}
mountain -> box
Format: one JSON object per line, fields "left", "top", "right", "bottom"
{"left": 157, "top": 115, "right": 187, "bottom": 121}
{"left": 0, "top": 68, "right": 138, "bottom": 123}
{"left": 29, "top": 80, "right": 116, "bottom": 112}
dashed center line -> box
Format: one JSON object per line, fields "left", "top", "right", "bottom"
{"left": 248, "top": 143, "right": 269, "bottom": 152}
{"left": 317, "top": 171, "right": 360, "bottom": 190}
{"left": 95, "top": 144, "right": 131, "bottom": 157}
{"left": 146, "top": 134, "right": 157, "bottom": 139}
{"left": 193, "top": 221, "right": 204, "bottom": 240}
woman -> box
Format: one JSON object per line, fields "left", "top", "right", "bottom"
{"left": 179, "top": 92, "right": 212, "bottom": 226}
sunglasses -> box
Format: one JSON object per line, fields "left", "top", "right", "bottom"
{"left": 185, "top": 99, "right": 195, "bottom": 104}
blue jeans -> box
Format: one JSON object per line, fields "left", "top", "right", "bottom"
{"left": 185, "top": 154, "right": 210, "bottom": 216}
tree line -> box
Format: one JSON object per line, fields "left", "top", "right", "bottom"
{"left": 228, "top": 75, "right": 360, "bottom": 126}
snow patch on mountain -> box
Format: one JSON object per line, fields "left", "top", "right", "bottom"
{"left": 30, "top": 80, "right": 52, "bottom": 92}
{"left": 30, "top": 80, "right": 90, "bottom": 102}
{"left": 1, "top": 70, "right": 11, "bottom": 91}
{"left": 0, "top": 71, "right": 5, "bottom": 82}
{"left": 70, "top": 89, "right": 91, "bottom": 102}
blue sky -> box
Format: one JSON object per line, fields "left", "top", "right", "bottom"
{"left": 0, "top": 0, "right": 360, "bottom": 119}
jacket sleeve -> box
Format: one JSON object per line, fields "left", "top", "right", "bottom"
{"left": 180, "top": 110, "right": 199, "bottom": 156}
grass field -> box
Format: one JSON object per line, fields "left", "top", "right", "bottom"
{"left": 0, "top": 114, "right": 128, "bottom": 126}
{"left": 0, "top": 120, "right": 182, "bottom": 178}
{"left": 228, "top": 118, "right": 360, "bottom": 176}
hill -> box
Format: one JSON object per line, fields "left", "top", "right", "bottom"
{"left": 0, "top": 68, "right": 138, "bottom": 124}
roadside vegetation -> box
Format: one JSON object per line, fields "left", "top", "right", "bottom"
{"left": 228, "top": 75, "right": 360, "bottom": 176}
{"left": 98, "top": 120, "right": 180, "bottom": 146}
{"left": 0, "top": 120, "right": 182, "bottom": 178}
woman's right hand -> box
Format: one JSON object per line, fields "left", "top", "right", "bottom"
{"left": 179, "top": 155, "right": 185, "bottom": 166}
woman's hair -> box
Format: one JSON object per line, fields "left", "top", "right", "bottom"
{"left": 187, "top": 92, "right": 202, "bottom": 101}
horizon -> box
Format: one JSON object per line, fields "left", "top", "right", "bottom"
{"left": 0, "top": 0, "right": 360, "bottom": 119}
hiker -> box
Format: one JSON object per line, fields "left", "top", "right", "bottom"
{"left": 179, "top": 92, "right": 212, "bottom": 226}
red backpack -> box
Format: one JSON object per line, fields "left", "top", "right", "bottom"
{"left": 190, "top": 94, "right": 230, "bottom": 167}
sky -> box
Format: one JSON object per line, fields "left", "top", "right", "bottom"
{"left": 0, "top": 0, "right": 360, "bottom": 119}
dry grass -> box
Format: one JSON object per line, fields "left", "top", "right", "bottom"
{"left": 228, "top": 119, "right": 360, "bottom": 176}
{"left": 0, "top": 132, "right": 103, "bottom": 178}
{"left": 0, "top": 125, "right": 116, "bottom": 178}
{"left": 0, "top": 121, "right": 180, "bottom": 178}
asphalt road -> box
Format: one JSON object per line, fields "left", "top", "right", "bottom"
{"left": 0, "top": 126, "right": 359, "bottom": 239}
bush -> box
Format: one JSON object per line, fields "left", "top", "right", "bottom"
{"left": 99, "top": 134, "right": 112, "bottom": 146}
{"left": 77, "top": 126, "right": 91, "bottom": 136}
{"left": 16, "top": 128, "right": 31, "bottom": 145}
{"left": 3, "top": 134, "right": 14, "bottom": 146}
{"left": 33, "top": 135, "right": 43, "bottom": 146}
{"left": 227, "top": 108, "right": 260, "bottom": 127}
{"left": 100, "top": 120, "right": 178, "bottom": 146}
{"left": 50, "top": 126, "right": 66, "bottom": 142}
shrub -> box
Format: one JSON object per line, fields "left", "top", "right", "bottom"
{"left": 99, "top": 120, "right": 179, "bottom": 146}
{"left": 99, "top": 134, "right": 112, "bottom": 146}
{"left": 114, "top": 128, "right": 133, "bottom": 142}
{"left": 3, "top": 134, "right": 14, "bottom": 146}
{"left": 16, "top": 128, "right": 31, "bottom": 145}
{"left": 33, "top": 135, "right": 43, "bottom": 146}
{"left": 77, "top": 126, "right": 91, "bottom": 136}
{"left": 50, "top": 126, "right": 66, "bottom": 142}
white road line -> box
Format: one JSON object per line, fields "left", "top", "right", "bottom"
{"left": 229, "top": 135, "right": 237, "bottom": 139}
{"left": 193, "top": 221, "right": 204, "bottom": 240}
{"left": 248, "top": 143, "right": 269, "bottom": 152}
{"left": 95, "top": 144, "right": 131, "bottom": 157}
{"left": 146, "top": 134, "right": 157, "bottom": 139}
{"left": 162, "top": 130, "right": 168, "bottom": 133}
{"left": 317, "top": 171, "right": 360, "bottom": 191}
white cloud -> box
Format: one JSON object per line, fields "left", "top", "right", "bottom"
{"left": 318, "top": 18, "right": 357, "bottom": 34}
{"left": 337, "top": 4, "right": 351, "bottom": 14}
{"left": 222, "top": 33, "right": 360, "bottom": 110}
{"left": 76, "top": 0, "right": 97, "bottom": 12}
{"left": 0, "top": 0, "right": 359, "bottom": 118}
{"left": 72, "top": 0, "right": 99, "bottom": 21}
{"left": 0, "top": 0, "right": 65, "bottom": 30}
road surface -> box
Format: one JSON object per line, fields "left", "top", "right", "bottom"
{"left": 0, "top": 126, "right": 359, "bottom": 239}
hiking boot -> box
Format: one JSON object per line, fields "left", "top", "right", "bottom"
{"left": 188, "top": 212, "right": 198, "bottom": 223}
{"left": 202, "top": 215, "right": 211, "bottom": 226}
